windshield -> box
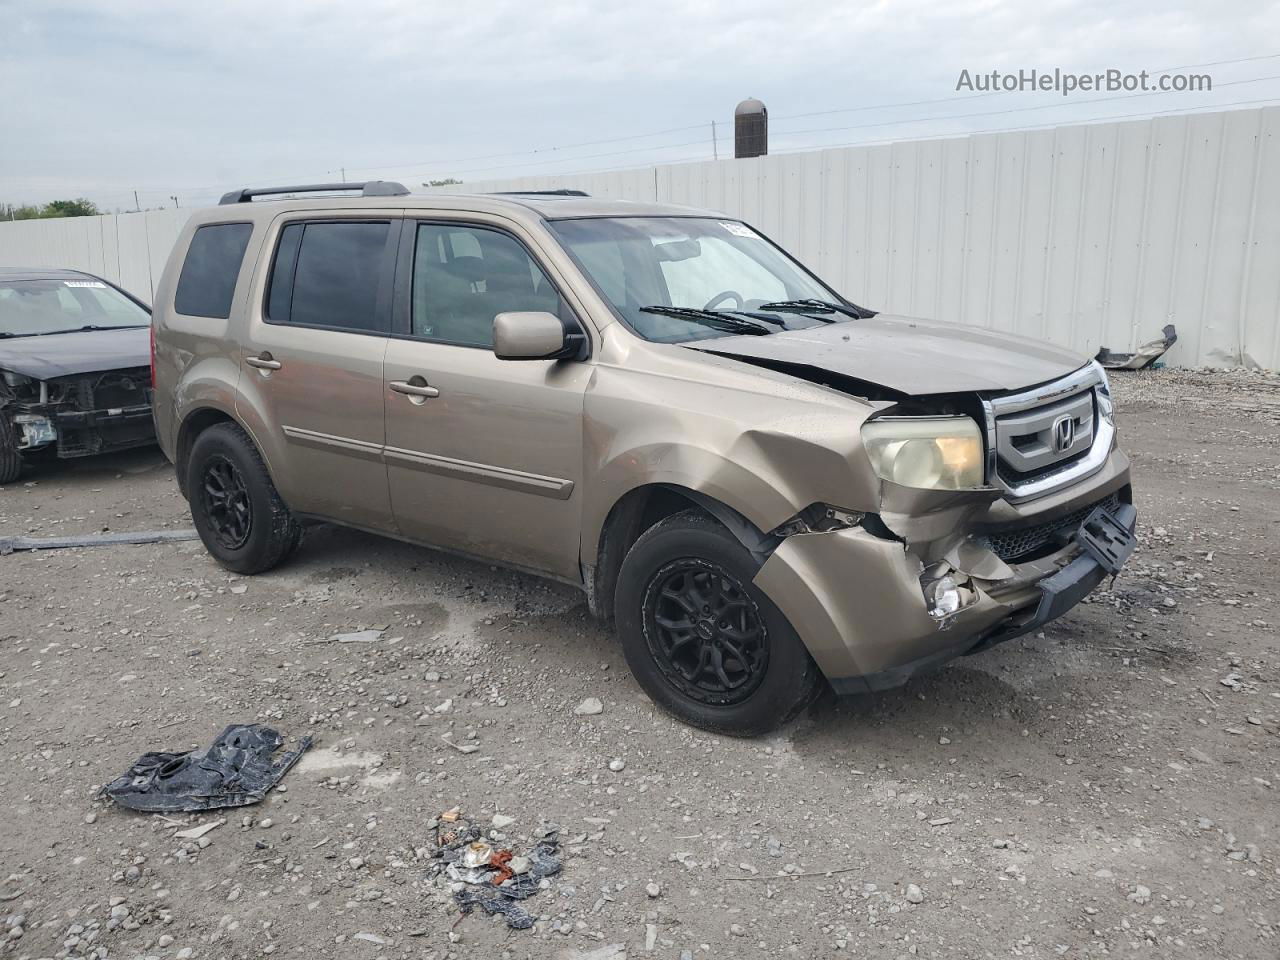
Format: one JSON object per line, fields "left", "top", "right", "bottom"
{"left": 549, "top": 217, "right": 846, "bottom": 343}
{"left": 0, "top": 278, "right": 150, "bottom": 337}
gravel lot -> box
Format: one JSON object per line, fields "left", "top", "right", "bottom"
{"left": 1, "top": 368, "right": 1277, "bottom": 960}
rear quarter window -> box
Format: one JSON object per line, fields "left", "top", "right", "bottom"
{"left": 174, "top": 222, "right": 253, "bottom": 318}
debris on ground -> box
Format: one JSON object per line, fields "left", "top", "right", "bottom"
{"left": 0, "top": 528, "right": 199, "bottom": 555}
{"left": 99, "top": 724, "right": 313, "bottom": 812}
{"left": 426, "top": 809, "right": 563, "bottom": 930}
{"left": 172, "top": 819, "right": 224, "bottom": 840}
{"left": 574, "top": 697, "right": 604, "bottom": 716}
{"left": 1096, "top": 323, "right": 1177, "bottom": 370}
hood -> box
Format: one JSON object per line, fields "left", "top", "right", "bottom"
{"left": 684, "top": 313, "right": 1085, "bottom": 394}
{"left": 0, "top": 326, "right": 150, "bottom": 380}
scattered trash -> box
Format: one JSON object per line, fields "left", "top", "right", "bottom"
{"left": 427, "top": 809, "right": 563, "bottom": 931}
{"left": 574, "top": 697, "right": 604, "bottom": 716}
{"left": 1096, "top": 324, "right": 1177, "bottom": 370}
{"left": 566, "top": 944, "right": 626, "bottom": 960}
{"left": 173, "top": 819, "right": 225, "bottom": 840}
{"left": 462, "top": 840, "right": 494, "bottom": 869}
{"left": 305, "top": 628, "right": 390, "bottom": 645}
{"left": 353, "top": 932, "right": 392, "bottom": 945}
{"left": 99, "top": 723, "right": 313, "bottom": 812}
{"left": 442, "top": 736, "right": 479, "bottom": 755}
{"left": 0, "top": 528, "right": 199, "bottom": 555}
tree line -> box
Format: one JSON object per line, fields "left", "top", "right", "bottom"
{"left": 2, "top": 199, "right": 101, "bottom": 220}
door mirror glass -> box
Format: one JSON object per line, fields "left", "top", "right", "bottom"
{"left": 493, "top": 311, "right": 566, "bottom": 360}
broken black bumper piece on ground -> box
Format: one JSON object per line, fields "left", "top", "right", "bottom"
{"left": 99, "top": 723, "right": 313, "bottom": 813}
{"left": 1096, "top": 324, "right": 1177, "bottom": 370}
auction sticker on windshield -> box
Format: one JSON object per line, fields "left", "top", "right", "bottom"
{"left": 719, "top": 221, "right": 758, "bottom": 238}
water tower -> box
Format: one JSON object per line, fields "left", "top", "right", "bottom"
{"left": 734, "top": 98, "right": 768, "bottom": 158}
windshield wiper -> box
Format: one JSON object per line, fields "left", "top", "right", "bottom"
{"left": 758, "top": 298, "right": 876, "bottom": 320}
{"left": 638, "top": 306, "right": 772, "bottom": 336}
{"left": 31, "top": 324, "right": 147, "bottom": 336}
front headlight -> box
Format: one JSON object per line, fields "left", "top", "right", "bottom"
{"left": 861, "top": 417, "right": 985, "bottom": 490}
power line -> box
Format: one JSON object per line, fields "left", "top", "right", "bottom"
{"left": 763, "top": 74, "right": 1280, "bottom": 144}
{"left": 33, "top": 51, "right": 1280, "bottom": 204}
{"left": 766, "top": 95, "right": 1280, "bottom": 157}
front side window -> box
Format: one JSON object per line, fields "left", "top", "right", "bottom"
{"left": 410, "top": 223, "right": 561, "bottom": 347}
{"left": 549, "top": 217, "right": 842, "bottom": 343}
{"left": 266, "top": 221, "right": 390, "bottom": 332}
{"left": 175, "top": 222, "right": 252, "bottom": 318}
{"left": 0, "top": 278, "right": 149, "bottom": 337}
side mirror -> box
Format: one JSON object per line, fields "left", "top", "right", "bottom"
{"left": 493, "top": 311, "right": 569, "bottom": 361}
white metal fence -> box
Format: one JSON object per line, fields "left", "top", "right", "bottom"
{"left": 3, "top": 106, "right": 1278, "bottom": 368}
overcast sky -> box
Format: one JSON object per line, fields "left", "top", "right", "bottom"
{"left": 2, "top": 0, "right": 1278, "bottom": 210}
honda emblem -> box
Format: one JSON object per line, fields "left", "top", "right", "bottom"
{"left": 1052, "top": 415, "right": 1076, "bottom": 453}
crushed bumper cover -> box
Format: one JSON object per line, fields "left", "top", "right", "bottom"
{"left": 754, "top": 500, "right": 1137, "bottom": 696}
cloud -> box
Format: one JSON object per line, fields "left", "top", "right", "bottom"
{"left": 1, "top": 0, "right": 1277, "bottom": 208}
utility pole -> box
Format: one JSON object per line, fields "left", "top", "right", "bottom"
{"left": 133, "top": 190, "right": 141, "bottom": 213}
{"left": 340, "top": 166, "right": 346, "bottom": 182}
{"left": 711, "top": 121, "right": 718, "bottom": 160}
{"left": 171, "top": 195, "right": 180, "bottom": 208}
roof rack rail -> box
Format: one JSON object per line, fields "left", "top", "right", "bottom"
{"left": 218, "top": 181, "right": 410, "bottom": 205}
{"left": 489, "top": 189, "right": 590, "bottom": 197}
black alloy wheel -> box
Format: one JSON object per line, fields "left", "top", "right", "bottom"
{"left": 201, "top": 454, "right": 252, "bottom": 550}
{"left": 643, "top": 558, "right": 770, "bottom": 705}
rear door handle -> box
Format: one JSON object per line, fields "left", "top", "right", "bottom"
{"left": 246, "top": 353, "right": 282, "bottom": 371}
{"left": 390, "top": 379, "right": 440, "bottom": 400}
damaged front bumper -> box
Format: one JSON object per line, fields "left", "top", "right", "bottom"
{"left": 754, "top": 457, "right": 1136, "bottom": 695}
{"left": 3, "top": 367, "right": 155, "bottom": 459}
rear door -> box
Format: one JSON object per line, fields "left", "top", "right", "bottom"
{"left": 382, "top": 217, "right": 591, "bottom": 579}
{"left": 236, "top": 214, "right": 399, "bottom": 531}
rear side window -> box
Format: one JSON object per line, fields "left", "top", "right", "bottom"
{"left": 174, "top": 223, "right": 252, "bottom": 318}
{"left": 265, "top": 221, "right": 391, "bottom": 332}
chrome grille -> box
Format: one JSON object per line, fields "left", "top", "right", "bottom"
{"left": 982, "top": 364, "right": 1115, "bottom": 502}
{"left": 995, "top": 390, "right": 1095, "bottom": 480}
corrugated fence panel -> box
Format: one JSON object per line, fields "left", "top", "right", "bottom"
{"left": 3, "top": 107, "right": 1278, "bottom": 366}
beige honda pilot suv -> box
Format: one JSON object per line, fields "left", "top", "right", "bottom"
{"left": 152, "top": 181, "right": 1136, "bottom": 734}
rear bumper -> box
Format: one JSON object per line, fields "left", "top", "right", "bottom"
{"left": 754, "top": 487, "right": 1136, "bottom": 695}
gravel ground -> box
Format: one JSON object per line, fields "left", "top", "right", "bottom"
{"left": 1, "top": 368, "right": 1277, "bottom": 960}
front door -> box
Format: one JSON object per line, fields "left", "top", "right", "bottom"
{"left": 383, "top": 218, "right": 591, "bottom": 579}
{"left": 238, "top": 215, "right": 398, "bottom": 532}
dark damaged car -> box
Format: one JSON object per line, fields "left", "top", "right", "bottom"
{"left": 0, "top": 268, "right": 155, "bottom": 483}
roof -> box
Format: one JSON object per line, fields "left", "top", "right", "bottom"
{"left": 0, "top": 267, "right": 97, "bottom": 282}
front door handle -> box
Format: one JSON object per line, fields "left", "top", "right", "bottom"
{"left": 390, "top": 378, "right": 440, "bottom": 403}
{"left": 246, "top": 353, "right": 282, "bottom": 371}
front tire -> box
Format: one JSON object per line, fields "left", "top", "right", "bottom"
{"left": 187, "top": 422, "right": 301, "bottom": 574}
{"left": 0, "top": 416, "right": 21, "bottom": 485}
{"left": 615, "top": 510, "right": 821, "bottom": 735}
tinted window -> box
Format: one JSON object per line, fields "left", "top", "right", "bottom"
{"left": 175, "top": 223, "right": 252, "bottom": 318}
{"left": 411, "top": 224, "right": 560, "bottom": 347}
{"left": 266, "top": 223, "right": 303, "bottom": 324}
{"left": 267, "top": 221, "right": 390, "bottom": 332}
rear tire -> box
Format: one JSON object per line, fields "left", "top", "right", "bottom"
{"left": 187, "top": 422, "right": 301, "bottom": 574}
{"left": 0, "top": 416, "right": 21, "bottom": 485}
{"left": 615, "top": 510, "right": 821, "bottom": 736}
